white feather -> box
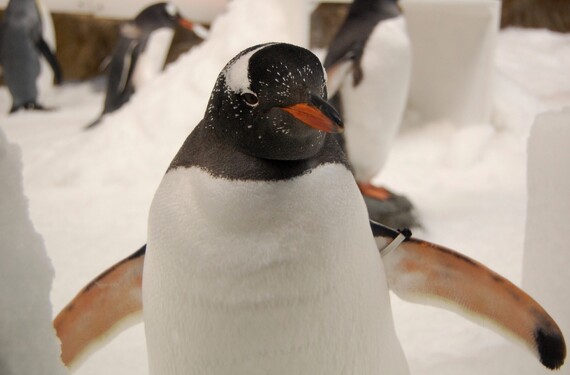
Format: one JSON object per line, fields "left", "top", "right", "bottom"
{"left": 132, "top": 28, "right": 175, "bottom": 90}
{"left": 223, "top": 44, "right": 272, "bottom": 93}
{"left": 143, "top": 164, "right": 409, "bottom": 374}
{"left": 341, "top": 16, "right": 411, "bottom": 182}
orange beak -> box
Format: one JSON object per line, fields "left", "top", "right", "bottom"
{"left": 177, "top": 17, "right": 194, "bottom": 30}
{"left": 281, "top": 94, "right": 343, "bottom": 133}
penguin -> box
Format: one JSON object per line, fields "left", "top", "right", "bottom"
{"left": 0, "top": 0, "right": 62, "bottom": 113}
{"left": 86, "top": 2, "right": 206, "bottom": 129}
{"left": 323, "top": 0, "right": 413, "bottom": 228}
{"left": 53, "top": 43, "right": 566, "bottom": 373}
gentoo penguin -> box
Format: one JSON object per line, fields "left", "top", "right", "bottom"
{"left": 324, "top": 0, "right": 413, "bottom": 227}
{"left": 54, "top": 44, "right": 566, "bottom": 372}
{"left": 86, "top": 2, "right": 205, "bottom": 129}
{"left": 0, "top": 0, "right": 62, "bottom": 113}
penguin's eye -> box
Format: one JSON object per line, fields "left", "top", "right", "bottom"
{"left": 241, "top": 92, "right": 259, "bottom": 107}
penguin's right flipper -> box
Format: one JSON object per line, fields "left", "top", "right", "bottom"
{"left": 116, "top": 39, "right": 140, "bottom": 96}
{"left": 35, "top": 37, "right": 63, "bottom": 85}
{"left": 100, "top": 37, "right": 141, "bottom": 116}
{"left": 111, "top": 24, "right": 143, "bottom": 98}
{"left": 54, "top": 245, "right": 145, "bottom": 368}
{"left": 371, "top": 221, "right": 566, "bottom": 370}
{"left": 325, "top": 59, "right": 354, "bottom": 98}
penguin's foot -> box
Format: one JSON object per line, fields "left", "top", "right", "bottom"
{"left": 9, "top": 102, "right": 53, "bottom": 114}
{"left": 358, "top": 182, "right": 420, "bottom": 229}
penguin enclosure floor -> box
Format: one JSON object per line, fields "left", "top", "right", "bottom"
{"left": 1, "top": 2, "right": 570, "bottom": 374}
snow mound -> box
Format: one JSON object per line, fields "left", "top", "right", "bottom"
{"left": 0, "top": 128, "right": 67, "bottom": 375}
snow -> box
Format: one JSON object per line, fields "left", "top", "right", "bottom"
{"left": 0, "top": 129, "right": 67, "bottom": 375}
{"left": 522, "top": 108, "right": 570, "bottom": 371}
{"left": 1, "top": 0, "right": 569, "bottom": 373}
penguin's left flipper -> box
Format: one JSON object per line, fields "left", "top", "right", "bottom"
{"left": 324, "top": 40, "right": 365, "bottom": 97}
{"left": 371, "top": 221, "right": 567, "bottom": 370}
{"left": 35, "top": 37, "right": 63, "bottom": 85}
{"left": 54, "top": 245, "right": 145, "bottom": 368}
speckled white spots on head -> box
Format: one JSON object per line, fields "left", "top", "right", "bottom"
{"left": 224, "top": 44, "right": 271, "bottom": 93}
{"left": 165, "top": 3, "right": 178, "bottom": 16}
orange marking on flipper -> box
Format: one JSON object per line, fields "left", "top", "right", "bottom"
{"left": 54, "top": 246, "right": 145, "bottom": 367}
{"left": 382, "top": 239, "right": 566, "bottom": 369}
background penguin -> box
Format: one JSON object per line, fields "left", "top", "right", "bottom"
{"left": 324, "top": 0, "right": 413, "bottom": 228}
{"left": 0, "top": 0, "right": 62, "bottom": 113}
{"left": 53, "top": 44, "right": 566, "bottom": 373}
{"left": 86, "top": 2, "right": 206, "bottom": 129}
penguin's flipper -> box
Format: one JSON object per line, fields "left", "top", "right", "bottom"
{"left": 323, "top": 38, "right": 366, "bottom": 95}
{"left": 325, "top": 59, "right": 353, "bottom": 98}
{"left": 54, "top": 245, "right": 146, "bottom": 368}
{"left": 117, "top": 39, "right": 140, "bottom": 97}
{"left": 35, "top": 37, "right": 63, "bottom": 85}
{"left": 370, "top": 221, "right": 566, "bottom": 370}
{"left": 111, "top": 23, "right": 143, "bottom": 97}
{"left": 99, "top": 37, "right": 140, "bottom": 116}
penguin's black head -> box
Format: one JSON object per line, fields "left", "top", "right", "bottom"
{"left": 205, "top": 43, "right": 343, "bottom": 161}
{"left": 134, "top": 2, "right": 195, "bottom": 32}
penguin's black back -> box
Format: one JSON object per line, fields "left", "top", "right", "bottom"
{"left": 324, "top": 0, "right": 400, "bottom": 70}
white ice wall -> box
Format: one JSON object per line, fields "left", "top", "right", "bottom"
{"left": 522, "top": 108, "right": 570, "bottom": 374}
{"left": 401, "top": 0, "right": 500, "bottom": 125}
{"left": 0, "top": 129, "right": 68, "bottom": 375}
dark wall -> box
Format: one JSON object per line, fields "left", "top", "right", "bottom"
{"left": 311, "top": 3, "right": 349, "bottom": 49}
{"left": 501, "top": 0, "right": 570, "bottom": 33}
{"left": 52, "top": 13, "right": 121, "bottom": 81}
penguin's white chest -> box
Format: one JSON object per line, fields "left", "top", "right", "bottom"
{"left": 132, "top": 28, "right": 174, "bottom": 89}
{"left": 342, "top": 16, "right": 411, "bottom": 181}
{"left": 143, "top": 164, "right": 408, "bottom": 374}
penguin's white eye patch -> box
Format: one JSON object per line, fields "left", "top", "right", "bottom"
{"left": 241, "top": 92, "right": 259, "bottom": 107}
{"left": 165, "top": 3, "right": 178, "bottom": 16}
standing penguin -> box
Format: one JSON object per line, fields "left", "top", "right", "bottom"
{"left": 0, "top": 0, "right": 62, "bottom": 113}
{"left": 53, "top": 44, "right": 566, "bottom": 373}
{"left": 87, "top": 2, "right": 204, "bottom": 129}
{"left": 324, "top": 0, "right": 413, "bottom": 227}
